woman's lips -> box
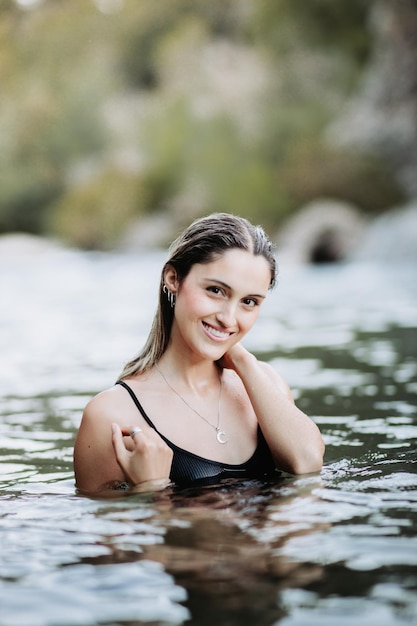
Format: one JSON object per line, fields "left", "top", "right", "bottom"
{"left": 202, "top": 321, "right": 232, "bottom": 341}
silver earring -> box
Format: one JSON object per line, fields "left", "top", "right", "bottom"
{"left": 163, "top": 284, "right": 176, "bottom": 308}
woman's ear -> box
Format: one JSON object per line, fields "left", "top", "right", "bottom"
{"left": 163, "top": 265, "right": 178, "bottom": 294}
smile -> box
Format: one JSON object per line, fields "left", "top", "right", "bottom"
{"left": 202, "top": 322, "right": 232, "bottom": 340}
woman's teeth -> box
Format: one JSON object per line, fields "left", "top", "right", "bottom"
{"left": 203, "top": 323, "right": 230, "bottom": 339}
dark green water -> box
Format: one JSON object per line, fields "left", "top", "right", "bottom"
{"left": 0, "top": 249, "right": 416, "bottom": 625}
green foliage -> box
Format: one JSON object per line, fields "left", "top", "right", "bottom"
{"left": 278, "top": 139, "right": 404, "bottom": 215}
{"left": 183, "top": 114, "right": 290, "bottom": 227}
{"left": 139, "top": 99, "right": 190, "bottom": 207}
{"left": 138, "top": 101, "right": 291, "bottom": 228}
{"left": 116, "top": 0, "right": 248, "bottom": 89}
{"left": 48, "top": 168, "right": 146, "bottom": 250}
{"left": 0, "top": 160, "right": 62, "bottom": 234}
{"left": 0, "top": 0, "right": 404, "bottom": 248}
{"left": 252, "top": 0, "right": 371, "bottom": 66}
{"left": 0, "top": 0, "right": 117, "bottom": 234}
{"left": 116, "top": 0, "right": 179, "bottom": 89}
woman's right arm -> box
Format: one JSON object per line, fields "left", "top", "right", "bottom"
{"left": 73, "top": 393, "right": 127, "bottom": 494}
{"left": 73, "top": 391, "right": 173, "bottom": 495}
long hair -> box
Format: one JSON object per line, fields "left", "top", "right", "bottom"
{"left": 118, "top": 213, "right": 277, "bottom": 379}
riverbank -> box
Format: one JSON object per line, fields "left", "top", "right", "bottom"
{"left": 2, "top": 201, "right": 416, "bottom": 265}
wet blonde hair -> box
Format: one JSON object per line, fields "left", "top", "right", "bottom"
{"left": 119, "top": 212, "right": 277, "bottom": 379}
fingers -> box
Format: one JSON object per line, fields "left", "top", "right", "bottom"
{"left": 111, "top": 422, "right": 128, "bottom": 459}
{"left": 111, "top": 422, "right": 173, "bottom": 487}
{"left": 119, "top": 423, "right": 162, "bottom": 449}
{"left": 120, "top": 425, "right": 139, "bottom": 437}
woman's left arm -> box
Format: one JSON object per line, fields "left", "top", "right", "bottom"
{"left": 221, "top": 344, "right": 325, "bottom": 474}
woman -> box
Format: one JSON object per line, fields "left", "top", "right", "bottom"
{"left": 74, "top": 213, "right": 324, "bottom": 494}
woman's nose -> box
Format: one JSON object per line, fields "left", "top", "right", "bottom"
{"left": 216, "top": 302, "right": 237, "bottom": 327}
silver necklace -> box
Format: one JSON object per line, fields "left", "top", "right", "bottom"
{"left": 155, "top": 363, "right": 228, "bottom": 444}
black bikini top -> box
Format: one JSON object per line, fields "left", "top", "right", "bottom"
{"left": 116, "top": 380, "right": 277, "bottom": 486}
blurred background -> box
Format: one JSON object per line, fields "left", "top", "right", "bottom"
{"left": 1, "top": 0, "right": 416, "bottom": 260}
{"left": 1, "top": 6, "right": 417, "bottom": 624}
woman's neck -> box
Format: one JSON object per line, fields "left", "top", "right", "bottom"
{"left": 156, "top": 351, "right": 220, "bottom": 394}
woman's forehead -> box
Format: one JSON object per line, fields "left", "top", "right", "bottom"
{"left": 190, "top": 249, "right": 271, "bottom": 289}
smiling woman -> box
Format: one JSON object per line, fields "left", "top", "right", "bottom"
{"left": 73, "top": 212, "right": 325, "bottom": 494}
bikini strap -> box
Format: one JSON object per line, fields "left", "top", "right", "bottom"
{"left": 115, "top": 380, "right": 157, "bottom": 431}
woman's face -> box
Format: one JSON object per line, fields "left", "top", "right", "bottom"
{"left": 167, "top": 248, "right": 272, "bottom": 361}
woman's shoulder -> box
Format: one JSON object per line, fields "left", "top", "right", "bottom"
{"left": 84, "top": 384, "right": 118, "bottom": 409}
{"left": 76, "top": 387, "right": 131, "bottom": 464}
{"left": 82, "top": 384, "right": 132, "bottom": 424}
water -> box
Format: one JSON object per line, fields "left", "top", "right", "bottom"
{"left": 1, "top": 242, "right": 416, "bottom": 626}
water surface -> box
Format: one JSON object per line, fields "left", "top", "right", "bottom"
{"left": 1, "top": 245, "right": 416, "bottom": 625}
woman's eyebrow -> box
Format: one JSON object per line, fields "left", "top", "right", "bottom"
{"left": 203, "top": 277, "right": 231, "bottom": 289}
{"left": 203, "top": 277, "right": 267, "bottom": 299}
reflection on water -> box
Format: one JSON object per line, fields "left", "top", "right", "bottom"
{"left": 0, "top": 246, "right": 416, "bottom": 625}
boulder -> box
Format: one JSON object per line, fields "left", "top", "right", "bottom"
{"left": 275, "top": 199, "right": 366, "bottom": 265}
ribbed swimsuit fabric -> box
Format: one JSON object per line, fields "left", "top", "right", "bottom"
{"left": 116, "top": 380, "right": 277, "bottom": 485}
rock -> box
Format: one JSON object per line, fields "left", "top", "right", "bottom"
{"left": 275, "top": 199, "right": 367, "bottom": 265}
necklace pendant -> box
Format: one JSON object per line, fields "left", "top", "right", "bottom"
{"left": 216, "top": 429, "right": 228, "bottom": 444}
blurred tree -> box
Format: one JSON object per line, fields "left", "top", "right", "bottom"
{"left": 0, "top": 0, "right": 117, "bottom": 234}
{"left": 253, "top": 0, "right": 371, "bottom": 68}
{"left": 116, "top": 0, "right": 249, "bottom": 89}
{"left": 0, "top": 0, "right": 406, "bottom": 247}
{"left": 49, "top": 167, "right": 145, "bottom": 249}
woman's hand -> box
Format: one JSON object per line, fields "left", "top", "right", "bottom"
{"left": 111, "top": 422, "right": 173, "bottom": 490}
{"left": 219, "top": 342, "right": 254, "bottom": 372}
{"left": 220, "top": 344, "right": 325, "bottom": 475}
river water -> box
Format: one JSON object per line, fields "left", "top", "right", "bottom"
{"left": 0, "top": 243, "right": 416, "bottom": 626}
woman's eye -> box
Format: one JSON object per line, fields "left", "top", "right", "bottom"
{"left": 243, "top": 298, "right": 258, "bottom": 307}
{"left": 207, "top": 286, "right": 222, "bottom": 295}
